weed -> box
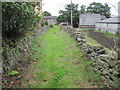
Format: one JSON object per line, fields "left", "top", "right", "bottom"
{"left": 8, "top": 70, "right": 19, "bottom": 76}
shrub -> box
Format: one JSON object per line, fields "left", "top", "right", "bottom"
{"left": 2, "top": 2, "right": 41, "bottom": 40}
{"left": 41, "top": 22, "right": 44, "bottom": 27}
{"left": 45, "top": 21, "right": 48, "bottom": 25}
{"left": 50, "top": 24, "right": 53, "bottom": 28}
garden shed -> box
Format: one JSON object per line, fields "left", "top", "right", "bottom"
{"left": 79, "top": 14, "right": 106, "bottom": 28}
{"left": 95, "top": 17, "right": 120, "bottom": 34}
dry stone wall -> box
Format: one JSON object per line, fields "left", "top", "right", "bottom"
{"left": 2, "top": 26, "right": 49, "bottom": 74}
{"left": 61, "top": 26, "right": 120, "bottom": 88}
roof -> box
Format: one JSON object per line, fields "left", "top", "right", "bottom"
{"left": 101, "top": 15, "right": 106, "bottom": 20}
{"left": 96, "top": 17, "right": 120, "bottom": 24}
{"left": 80, "top": 14, "right": 101, "bottom": 18}
{"left": 44, "top": 16, "right": 57, "bottom": 19}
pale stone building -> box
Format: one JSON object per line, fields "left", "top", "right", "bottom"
{"left": 44, "top": 16, "right": 57, "bottom": 25}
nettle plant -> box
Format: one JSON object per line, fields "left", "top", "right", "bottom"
{"left": 2, "top": 2, "right": 41, "bottom": 40}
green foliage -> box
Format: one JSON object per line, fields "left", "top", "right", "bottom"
{"left": 80, "top": 5, "right": 86, "bottom": 14}
{"left": 8, "top": 70, "right": 20, "bottom": 76}
{"left": 44, "top": 21, "right": 48, "bottom": 25}
{"left": 2, "top": 2, "right": 41, "bottom": 40}
{"left": 49, "top": 24, "right": 53, "bottom": 28}
{"left": 42, "top": 11, "right": 52, "bottom": 16}
{"left": 86, "top": 2, "right": 111, "bottom": 18}
{"left": 57, "top": 3, "right": 80, "bottom": 28}
{"left": 41, "top": 22, "right": 44, "bottom": 26}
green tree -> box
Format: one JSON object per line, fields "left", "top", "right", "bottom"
{"left": 42, "top": 11, "right": 52, "bottom": 16}
{"left": 2, "top": 2, "right": 41, "bottom": 40}
{"left": 57, "top": 3, "right": 79, "bottom": 28}
{"left": 80, "top": 5, "right": 86, "bottom": 14}
{"left": 86, "top": 2, "right": 111, "bottom": 18}
{"left": 57, "top": 15, "right": 66, "bottom": 24}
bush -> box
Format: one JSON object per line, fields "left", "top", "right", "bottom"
{"left": 50, "top": 25, "right": 53, "bottom": 28}
{"left": 2, "top": 2, "right": 42, "bottom": 73}
{"left": 45, "top": 21, "right": 48, "bottom": 25}
{"left": 2, "top": 2, "right": 41, "bottom": 40}
{"left": 41, "top": 22, "right": 44, "bottom": 27}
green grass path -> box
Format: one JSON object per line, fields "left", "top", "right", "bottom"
{"left": 22, "top": 26, "right": 101, "bottom": 88}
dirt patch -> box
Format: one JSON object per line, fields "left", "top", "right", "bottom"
{"left": 65, "top": 46, "right": 73, "bottom": 50}
{"left": 88, "top": 31, "right": 120, "bottom": 50}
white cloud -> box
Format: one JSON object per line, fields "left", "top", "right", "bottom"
{"left": 42, "top": 0, "right": 119, "bottom": 17}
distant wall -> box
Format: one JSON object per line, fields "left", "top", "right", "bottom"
{"left": 80, "top": 17, "right": 101, "bottom": 26}
{"left": 95, "top": 23, "right": 119, "bottom": 34}
{"left": 61, "top": 26, "right": 120, "bottom": 88}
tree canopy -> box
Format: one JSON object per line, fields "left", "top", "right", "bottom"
{"left": 79, "top": 5, "right": 86, "bottom": 14}
{"left": 57, "top": 2, "right": 111, "bottom": 28}
{"left": 2, "top": 2, "right": 41, "bottom": 40}
{"left": 86, "top": 2, "right": 111, "bottom": 18}
{"left": 57, "top": 3, "right": 80, "bottom": 28}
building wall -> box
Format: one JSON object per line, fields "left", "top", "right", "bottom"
{"left": 44, "top": 18, "right": 57, "bottom": 25}
{"left": 95, "top": 23, "right": 119, "bottom": 34}
{"left": 79, "top": 17, "right": 101, "bottom": 26}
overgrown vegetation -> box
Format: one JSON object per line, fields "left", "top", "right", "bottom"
{"left": 2, "top": 2, "right": 41, "bottom": 73}
{"left": 2, "top": 2, "right": 41, "bottom": 40}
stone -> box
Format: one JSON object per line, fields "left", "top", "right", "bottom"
{"left": 91, "top": 52, "right": 97, "bottom": 57}
{"left": 77, "top": 43, "right": 82, "bottom": 46}
{"left": 110, "top": 74, "right": 119, "bottom": 84}
{"left": 113, "top": 70, "right": 119, "bottom": 76}
{"left": 108, "top": 61, "right": 118, "bottom": 68}
{"left": 116, "top": 49, "right": 120, "bottom": 60}
{"left": 102, "top": 69, "right": 109, "bottom": 75}
{"left": 103, "top": 62, "right": 109, "bottom": 69}
{"left": 110, "top": 52, "right": 118, "bottom": 60}
{"left": 76, "top": 38, "right": 82, "bottom": 42}
{"left": 93, "top": 46, "right": 104, "bottom": 51}
{"left": 96, "top": 59, "right": 105, "bottom": 66}
{"left": 82, "top": 39, "right": 86, "bottom": 43}
{"left": 97, "top": 49, "right": 106, "bottom": 54}
{"left": 104, "top": 75, "right": 110, "bottom": 79}
{"left": 115, "top": 65, "right": 119, "bottom": 72}
{"left": 99, "top": 55, "right": 111, "bottom": 62}
{"left": 109, "top": 80, "right": 118, "bottom": 87}
{"left": 85, "top": 46, "right": 94, "bottom": 54}
{"left": 109, "top": 69, "right": 113, "bottom": 74}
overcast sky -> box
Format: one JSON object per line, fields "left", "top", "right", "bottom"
{"left": 42, "top": 0, "right": 119, "bottom": 17}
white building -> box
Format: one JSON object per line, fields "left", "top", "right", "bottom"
{"left": 95, "top": 17, "right": 120, "bottom": 34}
{"left": 79, "top": 14, "right": 106, "bottom": 28}
{"left": 44, "top": 16, "right": 57, "bottom": 25}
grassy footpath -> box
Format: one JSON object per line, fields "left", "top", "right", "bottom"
{"left": 22, "top": 26, "right": 101, "bottom": 88}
